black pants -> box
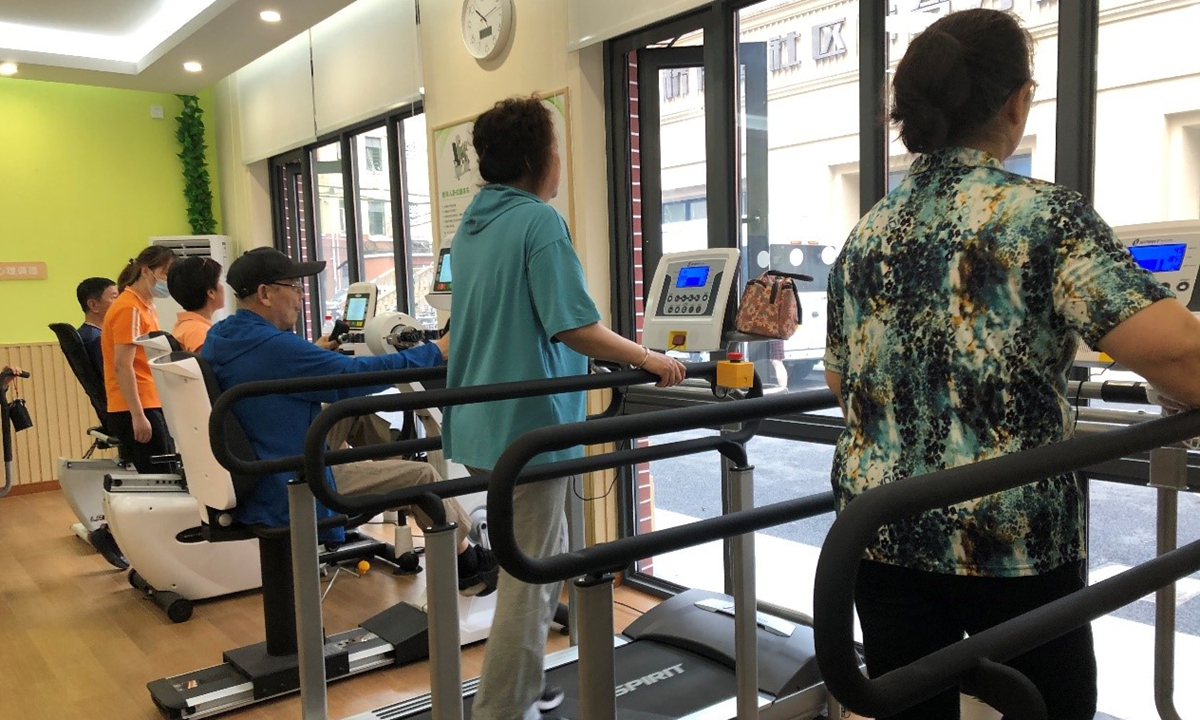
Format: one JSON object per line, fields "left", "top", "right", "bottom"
{"left": 854, "top": 559, "right": 1096, "bottom": 720}
{"left": 106, "top": 408, "right": 175, "bottom": 474}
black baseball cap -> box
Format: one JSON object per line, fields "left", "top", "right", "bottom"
{"left": 227, "top": 248, "right": 325, "bottom": 299}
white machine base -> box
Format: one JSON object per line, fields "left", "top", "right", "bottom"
{"left": 57, "top": 457, "right": 119, "bottom": 538}
{"left": 104, "top": 484, "right": 261, "bottom": 602}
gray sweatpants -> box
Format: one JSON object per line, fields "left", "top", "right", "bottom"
{"left": 327, "top": 413, "right": 471, "bottom": 544}
{"left": 332, "top": 457, "right": 472, "bottom": 545}
{"left": 470, "top": 469, "right": 570, "bottom": 720}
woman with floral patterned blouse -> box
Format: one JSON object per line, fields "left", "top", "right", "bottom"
{"left": 824, "top": 9, "right": 1200, "bottom": 720}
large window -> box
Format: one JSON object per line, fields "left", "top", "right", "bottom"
{"left": 608, "top": 3, "right": 1200, "bottom": 718}
{"left": 269, "top": 103, "right": 431, "bottom": 338}
{"left": 312, "top": 141, "right": 350, "bottom": 329}
{"left": 401, "top": 113, "right": 438, "bottom": 330}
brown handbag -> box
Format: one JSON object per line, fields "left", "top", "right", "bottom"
{"left": 734, "top": 270, "right": 813, "bottom": 340}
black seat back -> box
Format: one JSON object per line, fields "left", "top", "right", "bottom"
{"left": 48, "top": 322, "right": 117, "bottom": 437}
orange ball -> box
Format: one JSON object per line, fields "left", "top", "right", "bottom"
{"left": 357, "top": 560, "right": 370, "bottom": 575}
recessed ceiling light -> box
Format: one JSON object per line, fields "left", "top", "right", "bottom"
{"left": 183, "top": 61, "right": 203, "bottom": 73}
{"left": 0, "top": 62, "right": 17, "bottom": 76}
{"left": 260, "top": 10, "right": 282, "bottom": 23}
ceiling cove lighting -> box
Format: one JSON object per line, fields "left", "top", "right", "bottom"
{"left": 0, "top": 0, "right": 219, "bottom": 64}
{"left": 183, "top": 61, "right": 203, "bottom": 73}
{"left": 0, "top": 62, "right": 16, "bottom": 76}
{"left": 260, "top": 10, "right": 282, "bottom": 23}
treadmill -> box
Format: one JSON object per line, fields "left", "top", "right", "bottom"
{"left": 348, "top": 587, "right": 828, "bottom": 720}
{"left": 275, "top": 249, "right": 852, "bottom": 720}
{"left": 290, "top": 375, "right": 845, "bottom": 720}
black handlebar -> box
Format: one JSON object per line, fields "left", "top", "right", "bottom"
{"left": 487, "top": 388, "right": 841, "bottom": 584}
{"left": 0, "top": 369, "right": 30, "bottom": 380}
{"left": 297, "top": 363, "right": 756, "bottom": 517}
{"left": 813, "top": 409, "right": 1200, "bottom": 719}
{"left": 207, "top": 361, "right": 759, "bottom": 520}
{"left": 208, "top": 365, "right": 449, "bottom": 477}
{"left": 1066, "top": 379, "right": 1151, "bottom": 405}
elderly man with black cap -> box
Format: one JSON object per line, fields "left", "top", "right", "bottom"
{"left": 202, "top": 248, "right": 497, "bottom": 596}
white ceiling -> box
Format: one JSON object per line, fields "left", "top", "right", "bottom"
{"left": 0, "top": 0, "right": 358, "bottom": 93}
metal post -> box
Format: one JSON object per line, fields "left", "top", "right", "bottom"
{"left": 721, "top": 423, "right": 737, "bottom": 597}
{"left": 576, "top": 574, "right": 617, "bottom": 720}
{"left": 1149, "top": 447, "right": 1186, "bottom": 720}
{"left": 566, "top": 479, "right": 586, "bottom": 646}
{"left": 729, "top": 465, "right": 759, "bottom": 720}
{"left": 425, "top": 521, "right": 463, "bottom": 720}
{"left": 288, "top": 479, "right": 329, "bottom": 720}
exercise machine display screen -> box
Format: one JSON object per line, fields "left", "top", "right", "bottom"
{"left": 345, "top": 294, "right": 370, "bottom": 328}
{"left": 433, "top": 248, "right": 452, "bottom": 293}
{"left": 676, "top": 265, "right": 711, "bottom": 288}
{"left": 1128, "top": 243, "right": 1187, "bottom": 273}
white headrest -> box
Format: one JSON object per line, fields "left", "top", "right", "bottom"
{"left": 135, "top": 333, "right": 175, "bottom": 362}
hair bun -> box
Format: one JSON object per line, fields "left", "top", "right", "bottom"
{"left": 888, "top": 9, "right": 1032, "bottom": 154}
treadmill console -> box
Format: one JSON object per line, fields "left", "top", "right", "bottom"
{"left": 643, "top": 249, "right": 740, "bottom": 353}
{"left": 427, "top": 247, "right": 452, "bottom": 312}
{"left": 337, "top": 282, "right": 378, "bottom": 355}
{"left": 1077, "top": 219, "right": 1200, "bottom": 366}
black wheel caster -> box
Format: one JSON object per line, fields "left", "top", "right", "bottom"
{"left": 166, "top": 598, "right": 193, "bottom": 624}
{"left": 156, "top": 591, "right": 193, "bottom": 623}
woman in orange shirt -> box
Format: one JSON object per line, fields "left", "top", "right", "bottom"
{"left": 102, "top": 246, "right": 177, "bottom": 473}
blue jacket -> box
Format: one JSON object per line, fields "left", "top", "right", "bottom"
{"left": 77, "top": 323, "right": 103, "bottom": 377}
{"left": 202, "top": 309, "right": 443, "bottom": 538}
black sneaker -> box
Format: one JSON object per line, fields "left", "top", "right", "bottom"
{"left": 458, "top": 545, "right": 499, "bottom": 597}
{"left": 537, "top": 685, "right": 565, "bottom": 712}
{"left": 89, "top": 526, "right": 129, "bottom": 570}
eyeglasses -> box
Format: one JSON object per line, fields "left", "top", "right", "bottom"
{"left": 272, "top": 281, "right": 304, "bottom": 291}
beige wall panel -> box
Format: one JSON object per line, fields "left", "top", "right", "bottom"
{"left": 0, "top": 343, "right": 116, "bottom": 487}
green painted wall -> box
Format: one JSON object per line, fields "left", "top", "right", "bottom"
{"left": 0, "top": 79, "right": 222, "bottom": 344}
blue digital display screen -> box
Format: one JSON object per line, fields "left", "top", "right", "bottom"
{"left": 1128, "top": 243, "right": 1187, "bottom": 273}
{"left": 433, "top": 248, "right": 452, "bottom": 292}
{"left": 676, "top": 266, "right": 710, "bottom": 288}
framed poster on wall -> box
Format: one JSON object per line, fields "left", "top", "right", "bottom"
{"left": 430, "top": 89, "right": 575, "bottom": 249}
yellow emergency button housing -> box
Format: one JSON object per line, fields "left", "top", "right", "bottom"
{"left": 717, "top": 351, "right": 755, "bottom": 390}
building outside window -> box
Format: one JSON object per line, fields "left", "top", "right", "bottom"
{"left": 364, "top": 136, "right": 384, "bottom": 172}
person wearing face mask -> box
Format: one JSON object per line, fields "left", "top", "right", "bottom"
{"left": 102, "top": 246, "right": 178, "bottom": 473}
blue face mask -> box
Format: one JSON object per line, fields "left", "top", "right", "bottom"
{"left": 151, "top": 278, "right": 171, "bottom": 299}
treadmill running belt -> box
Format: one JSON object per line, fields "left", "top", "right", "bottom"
{"left": 399, "top": 641, "right": 737, "bottom": 720}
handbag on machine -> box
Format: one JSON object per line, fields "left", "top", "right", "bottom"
{"left": 734, "top": 270, "right": 813, "bottom": 340}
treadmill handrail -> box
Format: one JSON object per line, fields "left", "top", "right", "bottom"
{"left": 1066, "top": 379, "right": 1151, "bottom": 405}
{"left": 487, "top": 389, "right": 841, "bottom": 584}
{"left": 208, "top": 361, "right": 743, "bottom": 504}
{"left": 812, "top": 408, "right": 1200, "bottom": 719}
{"left": 208, "top": 364, "right": 447, "bottom": 476}
{"left": 297, "top": 363, "right": 763, "bottom": 517}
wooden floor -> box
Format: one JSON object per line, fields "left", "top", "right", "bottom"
{"left": 0, "top": 489, "right": 661, "bottom": 720}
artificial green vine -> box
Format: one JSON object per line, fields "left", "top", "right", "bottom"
{"left": 175, "top": 94, "right": 217, "bottom": 235}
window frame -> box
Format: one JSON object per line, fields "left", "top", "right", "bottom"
{"left": 605, "top": 0, "right": 1122, "bottom": 596}
{"left": 267, "top": 101, "right": 426, "bottom": 339}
